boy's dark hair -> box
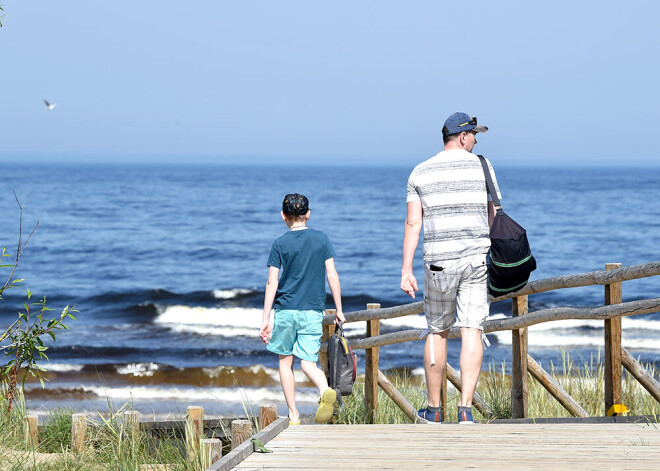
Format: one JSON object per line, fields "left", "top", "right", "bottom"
{"left": 282, "top": 193, "right": 309, "bottom": 216}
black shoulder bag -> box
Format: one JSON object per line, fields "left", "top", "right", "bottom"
{"left": 478, "top": 155, "right": 537, "bottom": 296}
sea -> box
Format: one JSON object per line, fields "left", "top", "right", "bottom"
{"left": 1, "top": 163, "right": 659, "bottom": 419}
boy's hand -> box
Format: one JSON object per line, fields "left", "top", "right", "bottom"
{"left": 259, "top": 321, "right": 272, "bottom": 344}
{"left": 400, "top": 272, "right": 418, "bottom": 298}
{"left": 334, "top": 311, "right": 346, "bottom": 325}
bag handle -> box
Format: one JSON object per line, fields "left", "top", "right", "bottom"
{"left": 477, "top": 155, "right": 502, "bottom": 211}
{"left": 335, "top": 320, "right": 345, "bottom": 337}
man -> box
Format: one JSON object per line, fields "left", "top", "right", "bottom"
{"left": 401, "top": 112, "right": 501, "bottom": 424}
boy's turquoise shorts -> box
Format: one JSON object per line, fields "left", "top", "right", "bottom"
{"left": 267, "top": 309, "right": 323, "bottom": 362}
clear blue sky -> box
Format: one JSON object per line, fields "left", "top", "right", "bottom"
{"left": 1, "top": 1, "right": 659, "bottom": 166}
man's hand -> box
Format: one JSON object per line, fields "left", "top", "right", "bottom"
{"left": 334, "top": 310, "right": 346, "bottom": 325}
{"left": 259, "top": 321, "right": 272, "bottom": 344}
{"left": 401, "top": 272, "right": 419, "bottom": 298}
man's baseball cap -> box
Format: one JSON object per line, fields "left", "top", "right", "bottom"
{"left": 282, "top": 193, "right": 309, "bottom": 216}
{"left": 442, "top": 112, "right": 488, "bottom": 137}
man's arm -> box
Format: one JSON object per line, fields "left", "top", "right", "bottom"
{"left": 488, "top": 201, "right": 496, "bottom": 228}
{"left": 325, "top": 258, "right": 346, "bottom": 323}
{"left": 260, "top": 266, "right": 279, "bottom": 343}
{"left": 401, "top": 201, "right": 423, "bottom": 298}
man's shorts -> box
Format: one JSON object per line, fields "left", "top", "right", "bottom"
{"left": 267, "top": 309, "right": 323, "bottom": 362}
{"left": 423, "top": 253, "right": 489, "bottom": 332}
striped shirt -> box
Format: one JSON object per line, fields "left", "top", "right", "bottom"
{"left": 406, "top": 149, "right": 502, "bottom": 262}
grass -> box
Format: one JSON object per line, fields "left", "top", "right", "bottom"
{"left": 335, "top": 351, "right": 660, "bottom": 423}
{"left": 0, "top": 382, "right": 242, "bottom": 471}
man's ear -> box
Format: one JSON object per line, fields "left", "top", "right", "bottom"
{"left": 281, "top": 211, "right": 287, "bottom": 222}
{"left": 305, "top": 210, "right": 311, "bottom": 220}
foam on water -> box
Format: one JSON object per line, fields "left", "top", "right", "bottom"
{"left": 75, "top": 385, "right": 319, "bottom": 403}
{"left": 40, "top": 363, "right": 85, "bottom": 373}
{"left": 213, "top": 288, "right": 256, "bottom": 299}
{"left": 116, "top": 362, "right": 160, "bottom": 377}
{"left": 154, "top": 305, "right": 260, "bottom": 336}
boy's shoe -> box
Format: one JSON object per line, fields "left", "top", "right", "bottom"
{"left": 417, "top": 407, "right": 442, "bottom": 424}
{"left": 458, "top": 407, "right": 477, "bottom": 424}
{"left": 315, "top": 388, "right": 337, "bottom": 424}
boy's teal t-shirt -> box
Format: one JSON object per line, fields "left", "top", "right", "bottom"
{"left": 267, "top": 228, "right": 336, "bottom": 311}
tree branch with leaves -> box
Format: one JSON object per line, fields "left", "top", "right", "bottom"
{"left": 1, "top": 192, "right": 77, "bottom": 414}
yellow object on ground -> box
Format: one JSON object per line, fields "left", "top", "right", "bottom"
{"left": 607, "top": 404, "right": 629, "bottom": 416}
{"left": 315, "top": 388, "right": 337, "bottom": 424}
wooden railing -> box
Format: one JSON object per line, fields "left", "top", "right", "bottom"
{"left": 319, "top": 261, "right": 660, "bottom": 423}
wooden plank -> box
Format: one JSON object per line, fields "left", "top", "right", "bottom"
{"left": 621, "top": 347, "right": 660, "bottom": 403}
{"left": 340, "top": 297, "right": 660, "bottom": 351}
{"left": 604, "top": 263, "right": 623, "bottom": 415}
{"left": 526, "top": 354, "right": 588, "bottom": 417}
{"left": 236, "top": 423, "right": 660, "bottom": 470}
{"left": 377, "top": 370, "right": 421, "bottom": 423}
{"left": 511, "top": 295, "right": 528, "bottom": 418}
{"left": 365, "top": 303, "right": 380, "bottom": 424}
{"left": 207, "top": 416, "right": 287, "bottom": 471}
{"left": 316, "top": 262, "right": 660, "bottom": 325}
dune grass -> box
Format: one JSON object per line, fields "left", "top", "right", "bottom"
{"left": 336, "top": 351, "right": 660, "bottom": 423}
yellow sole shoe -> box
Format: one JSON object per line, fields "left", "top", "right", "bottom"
{"left": 314, "top": 388, "right": 337, "bottom": 424}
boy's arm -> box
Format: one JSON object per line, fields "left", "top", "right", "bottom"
{"left": 260, "top": 266, "right": 280, "bottom": 343}
{"left": 325, "top": 258, "right": 346, "bottom": 324}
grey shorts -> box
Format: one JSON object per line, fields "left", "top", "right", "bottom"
{"left": 423, "top": 253, "right": 489, "bottom": 332}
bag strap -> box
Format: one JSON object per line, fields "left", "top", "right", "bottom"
{"left": 477, "top": 155, "right": 502, "bottom": 211}
{"left": 335, "top": 320, "right": 344, "bottom": 337}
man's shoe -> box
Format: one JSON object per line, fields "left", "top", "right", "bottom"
{"left": 417, "top": 407, "right": 442, "bottom": 424}
{"left": 458, "top": 407, "right": 477, "bottom": 424}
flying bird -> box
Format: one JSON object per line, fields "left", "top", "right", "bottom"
{"left": 44, "top": 100, "right": 56, "bottom": 110}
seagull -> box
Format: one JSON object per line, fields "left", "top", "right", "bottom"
{"left": 44, "top": 100, "right": 56, "bottom": 110}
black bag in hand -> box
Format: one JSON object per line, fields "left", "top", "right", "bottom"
{"left": 327, "top": 322, "right": 356, "bottom": 397}
{"left": 478, "top": 155, "right": 537, "bottom": 297}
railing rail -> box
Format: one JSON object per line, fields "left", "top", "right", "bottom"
{"left": 321, "top": 261, "right": 660, "bottom": 423}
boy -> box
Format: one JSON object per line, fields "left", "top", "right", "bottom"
{"left": 259, "top": 193, "right": 346, "bottom": 424}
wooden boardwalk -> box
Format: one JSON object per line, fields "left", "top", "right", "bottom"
{"left": 235, "top": 423, "right": 660, "bottom": 470}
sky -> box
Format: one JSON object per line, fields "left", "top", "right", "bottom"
{"left": 1, "top": 1, "right": 659, "bottom": 166}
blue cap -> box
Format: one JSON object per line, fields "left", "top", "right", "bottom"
{"left": 442, "top": 112, "right": 488, "bottom": 137}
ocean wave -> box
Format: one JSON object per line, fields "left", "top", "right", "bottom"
{"left": 39, "top": 363, "right": 85, "bottom": 373}
{"left": 75, "top": 385, "right": 319, "bottom": 403}
{"left": 154, "top": 305, "right": 261, "bottom": 336}
{"left": 213, "top": 288, "right": 257, "bottom": 299}
{"left": 492, "top": 330, "right": 660, "bottom": 350}
{"left": 116, "top": 362, "right": 160, "bottom": 377}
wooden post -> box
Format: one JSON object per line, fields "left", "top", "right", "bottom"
{"left": 124, "top": 410, "right": 140, "bottom": 436}
{"left": 605, "top": 263, "right": 623, "bottom": 415}
{"left": 446, "top": 364, "right": 493, "bottom": 419}
{"left": 440, "top": 349, "right": 448, "bottom": 422}
{"left": 259, "top": 404, "right": 278, "bottom": 430}
{"left": 527, "top": 354, "right": 589, "bottom": 417}
{"left": 365, "top": 303, "right": 380, "bottom": 424}
{"left": 621, "top": 347, "right": 660, "bottom": 403}
{"left": 186, "top": 406, "right": 204, "bottom": 461}
{"left": 71, "top": 413, "right": 87, "bottom": 454}
{"left": 377, "top": 370, "right": 420, "bottom": 422}
{"left": 511, "top": 295, "right": 529, "bottom": 418}
{"left": 23, "top": 415, "right": 38, "bottom": 449}
{"left": 231, "top": 419, "right": 253, "bottom": 450}
{"left": 201, "top": 438, "right": 223, "bottom": 469}
{"left": 320, "top": 309, "right": 336, "bottom": 375}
